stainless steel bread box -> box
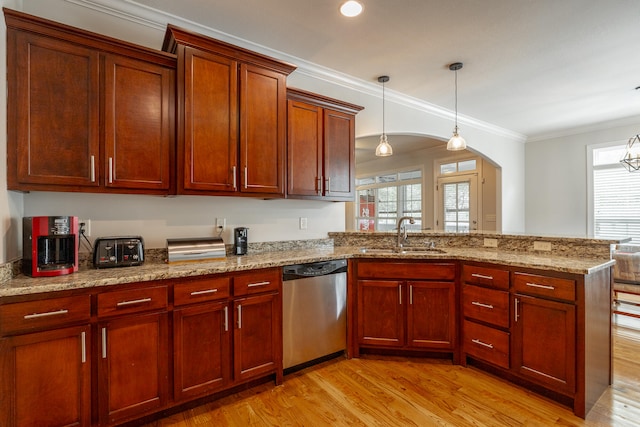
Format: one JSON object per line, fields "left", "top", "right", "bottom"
{"left": 167, "top": 237, "right": 226, "bottom": 263}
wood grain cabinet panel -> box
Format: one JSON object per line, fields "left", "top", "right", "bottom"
{"left": 8, "top": 30, "right": 100, "bottom": 189}
{"left": 407, "top": 281, "right": 455, "bottom": 349}
{"left": 173, "top": 301, "right": 231, "bottom": 401}
{"left": 286, "top": 89, "right": 363, "bottom": 201}
{"left": 104, "top": 54, "right": 174, "bottom": 191}
{"left": 0, "top": 325, "right": 91, "bottom": 427}
{"left": 512, "top": 293, "right": 576, "bottom": 396}
{"left": 98, "top": 312, "right": 169, "bottom": 426}
{"left": 357, "top": 280, "right": 405, "bottom": 347}
{"left": 5, "top": 9, "right": 176, "bottom": 195}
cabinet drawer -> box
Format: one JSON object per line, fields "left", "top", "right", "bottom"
{"left": 462, "top": 285, "right": 509, "bottom": 328}
{"left": 0, "top": 295, "right": 91, "bottom": 335}
{"left": 357, "top": 262, "right": 455, "bottom": 281}
{"left": 463, "top": 320, "right": 509, "bottom": 369}
{"left": 233, "top": 268, "right": 281, "bottom": 296}
{"left": 174, "top": 276, "right": 230, "bottom": 306}
{"left": 98, "top": 285, "right": 168, "bottom": 318}
{"left": 513, "top": 273, "right": 575, "bottom": 302}
{"left": 462, "top": 265, "right": 509, "bottom": 290}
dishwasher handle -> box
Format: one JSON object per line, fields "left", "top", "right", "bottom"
{"left": 283, "top": 259, "right": 348, "bottom": 281}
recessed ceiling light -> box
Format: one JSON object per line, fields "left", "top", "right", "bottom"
{"left": 340, "top": 1, "right": 363, "bottom": 17}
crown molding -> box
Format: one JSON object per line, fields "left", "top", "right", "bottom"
{"left": 65, "top": 0, "right": 526, "bottom": 142}
{"left": 526, "top": 115, "right": 640, "bottom": 143}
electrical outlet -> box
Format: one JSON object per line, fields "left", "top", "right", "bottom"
{"left": 533, "top": 241, "right": 552, "bottom": 251}
{"left": 299, "top": 217, "right": 308, "bottom": 230}
{"left": 79, "top": 219, "right": 91, "bottom": 237}
{"left": 483, "top": 238, "right": 498, "bottom": 248}
{"left": 215, "top": 218, "right": 226, "bottom": 231}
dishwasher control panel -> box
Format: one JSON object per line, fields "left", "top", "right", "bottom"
{"left": 283, "top": 259, "right": 347, "bottom": 280}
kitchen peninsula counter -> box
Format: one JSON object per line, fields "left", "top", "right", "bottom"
{"left": 0, "top": 244, "right": 615, "bottom": 298}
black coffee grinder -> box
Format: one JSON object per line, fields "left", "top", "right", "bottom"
{"left": 234, "top": 227, "right": 248, "bottom": 255}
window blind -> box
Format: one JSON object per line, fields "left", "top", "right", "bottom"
{"left": 594, "top": 166, "right": 640, "bottom": 243}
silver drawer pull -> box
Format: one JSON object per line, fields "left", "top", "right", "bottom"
{"left": 525, "top": 282, "right": 555, "bottom": 290}
{"left": 471, "top": 273, "right": 493, "bottom": 280}
{"left": 471, "top": 301, "right": 494, "bottom": 309}
{"left": 23, "top": 309, "right": 69, "bottom": 319}
{"left": 190, "top": 289, "right": 218, "bottom": 296}
{"left": 472, "top": 339, "right": 494, "bottom": 349}
{"left": 224, "top": 306, "right": 229, "bottom": 332}
{"left": 81, "top": 331, "right": 87, "bottom": 364}
{"left": 116, "top": 297, "right": 152, "bottom": 307}
{"left": 247, "top": 281, "right": 270, "bottom": 288}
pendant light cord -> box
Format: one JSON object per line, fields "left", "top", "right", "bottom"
{"left": 454, "top": 68, "right": 458, "bottom": 131}
{"left": 382, "top": 80, "right": 386, "bottom": 135}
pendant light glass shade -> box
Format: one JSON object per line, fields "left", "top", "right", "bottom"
{"left": 376, "top": 75, "right": 393, "bottom": 157}
{"left": 376, "top": 134, "right": 393, "bottom": 156}
{"left": 621, "top": 134, "right": 640, "bottom": 171}
{"left": 447, "top": 62, "right": 467, "bottom": 151}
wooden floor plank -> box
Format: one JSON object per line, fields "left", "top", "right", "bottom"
{"left": 142, "top": 323, "right": 640, "bottom": 427}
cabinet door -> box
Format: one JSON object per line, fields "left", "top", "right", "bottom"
{"left": 98, "top": 312, "right": 168, "bottom": 426}
{"left": 181, "top": 47, "right": 238, "bottom": 192}
{"left": 173, "top": 301, "right": 231, "bottom": 401}
{"left": 233, "top": 292, "right": 280, "bottom": 382}
{"left": 287, "top": 99, "right": 323, "bottom": 197}
{"left": 9, "top": 31, "right": 99, "bottom": 189}
{"left": 323, "top": 108, "right": 355, "bottom": 200}
{"left": 240, "top": 63, "right": 286, "bottom": 195}
{"left": 512, "top": 294, "right": 576, "bottom": 395}
{"left": 357, "top": 280, "right": 404, "bottom": 347}
{"left": 407, "top": 281, "right": 456, "bottom": 349}
{"left": 0, "top": 325, "right": 90, "bottom": 427}
{"left": 104, "top": 54, "right": 174, "bottom": 192}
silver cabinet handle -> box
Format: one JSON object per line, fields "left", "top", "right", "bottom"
{"left": 471, "top": 301, "right": 494, "bottom": 309}
{"left": 514, "top": 298, "right": 520, "bottom": 322}
{"left": 526, "top": 282, "right": 555, "bottom": 290}
{"left": 410, "top": 285, "right": 413, "bottom": 305}
{"left": 224, "top": 306, "right": 229, "bottom": 332}
{"left": 317, "top": 177, "right": 322, "bottom": 195}
{"left": 81, "top": 331, "right": 86, "bottom": 364}
{"left": 23, "top": 309, "right": 68, "bottom": 319}
{"left": 247, "top": 281, "right": 270, "bottom": 288}
{"left": 472, "top": 338, "right": 494, "bottom": 349}
{"left": 399, "top": 285, "right": 402, "bottom": 305}
{"left": 116, "top": 297, "right": 152, "bottom": 307}
{"left": 190, "top": 289, "right": 218, "bottom": 296}
{"left": 237, "top": 305, "right": 242, "bottom": 329}
{"left": 108, "top": 157, "right": 113, "bottom": 184}
{"left": 325, "top": 177, "right": 331, "bottom": 193}
{"left": 471, "top": 273, "right": 493, "bottom": 280}
{"left": 232, "top": 166, "right": 237, "bottom": 189}
{"left": 90, "top": 155, "right": 95, "bottom": 182}
{"left": 244, "top": 166, "right": 248, "bottom": 189}
{"left": 102, "top": 327, "right": 107, "bottom": 359}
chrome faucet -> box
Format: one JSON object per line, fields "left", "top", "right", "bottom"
{"left": 396, "top": 216, "right": 415, "bottom": 251}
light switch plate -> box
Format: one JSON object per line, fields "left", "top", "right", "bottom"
{"left": 299, "top": 217, "right": 308, "bottom": 230}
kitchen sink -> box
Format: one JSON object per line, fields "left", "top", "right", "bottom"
{"left": 359, "top": 247, "right": 447, "bottom": 255}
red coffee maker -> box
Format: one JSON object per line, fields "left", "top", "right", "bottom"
{"left": 23, "top": 216, "right": 79, "bottom": 277}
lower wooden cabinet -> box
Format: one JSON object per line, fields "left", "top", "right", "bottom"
{"left": 173, "top": 301, "right": 231, "bottom": 402}
{"left": 511, "top": 293, "right": 576, "bottom": 395}
{"left": 98, "top": 312, "right": 169, "bottom": 426}
{"left": 233, "top": 292, "right": 280, "bottom": 382}
{"left": 354, "top": 261, "right": 456, "bottom": 354}
{"left": 0, "top": 325, "right": 91, "bottom": 427}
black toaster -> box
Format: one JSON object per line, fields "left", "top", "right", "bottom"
{"left": 93, "top": 236, "right": 144, "bottom": 268}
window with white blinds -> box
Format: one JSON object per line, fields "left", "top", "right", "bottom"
{"left": 593, "top": 145, "right": 640, "bottom": 243}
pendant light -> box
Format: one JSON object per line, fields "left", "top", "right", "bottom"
{"left": 447, "top": 62, "right": 467, "bottom": 151}
{"left": 376, "top": 75, "right": 393, "bottom": 157}
{"left": 621, "top": 134, "right": 640, "bottom": 172}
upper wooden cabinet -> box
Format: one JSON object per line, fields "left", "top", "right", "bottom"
{"left": 287, "top": 89, "right": 363, "bottom": 201}
{"left": 4, "top": 9, "right": 176, "bottom": 195}
{"left": 163, "top": 25, "right": 296, "bottom": 197}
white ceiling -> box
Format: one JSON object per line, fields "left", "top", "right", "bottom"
{"left": 131, "top": 0, "right": 640, "bottom": 140}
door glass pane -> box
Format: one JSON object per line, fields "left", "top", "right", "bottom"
{"left": 440, "top": 163, "right": 457, "bottom": 174}
{"left": 443, "top": 181, "right": 470, "bottom": 232}
{"left": 458, "top": 159, "right": 477, "bottom": 172}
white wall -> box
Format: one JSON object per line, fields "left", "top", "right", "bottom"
{"left": 525, "top": 118, "right": 640, "bottom": 237}
{"left": 1, "top": 0, "right": 24, "bottom": 263}
{"left": 0, "top": 0, "right": 527, "bottom": 261}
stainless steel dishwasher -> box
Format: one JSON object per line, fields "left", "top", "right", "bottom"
{"left": 282, "top": 259, "right": 348, "bottom": 370}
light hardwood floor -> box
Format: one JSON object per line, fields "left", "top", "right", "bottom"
{"left": 144, "top": 322, "right": 640, "bottom": 427}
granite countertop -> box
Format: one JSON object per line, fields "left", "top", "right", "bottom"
{"left": 0, "top": 246, "right": 615, "bottom": 298}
